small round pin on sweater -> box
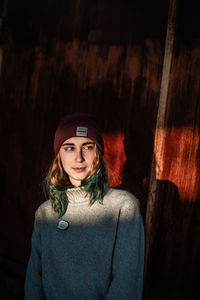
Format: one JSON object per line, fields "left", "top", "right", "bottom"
{"left": 57, "top": 220, "right": 69, "bottom": 230}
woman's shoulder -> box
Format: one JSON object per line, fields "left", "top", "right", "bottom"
{"left": 105, "top": 187, "right": 139, "bottom": 208}
{"left": 36, "top": 199, "right": 51, "bottom": 211}
{"left": 35, "top": 200, "right": 56, "bottom": 220}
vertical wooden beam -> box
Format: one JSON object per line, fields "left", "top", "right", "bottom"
{"left": 145, "top": 0, "right": 178, "bottom": 267}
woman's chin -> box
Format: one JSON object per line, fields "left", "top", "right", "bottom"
{"left": 69, "top": 172, "right": 90, "bottom": 186}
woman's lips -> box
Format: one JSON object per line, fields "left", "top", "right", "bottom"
{"left": 72, "top": 167, "right": 86, "bottom": 173}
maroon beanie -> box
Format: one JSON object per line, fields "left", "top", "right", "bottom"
{"left": 54, "top": 113, "right": 104, "bottom": 155}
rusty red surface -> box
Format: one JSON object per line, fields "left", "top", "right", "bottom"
{"left": 102, "top": 132, "right": 126, "bottom": 187}
{"left": 155, "top": 127, "right": 200, "bottom": 201}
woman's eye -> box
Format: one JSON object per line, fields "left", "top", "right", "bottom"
{"left": 83, "top": 145, "right": 94, "bottom": 151}
{"left": 64, "top": 146, "right": 74, "bottom": 151}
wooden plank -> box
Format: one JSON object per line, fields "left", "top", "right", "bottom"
{"left": 145, "top": 0, "right": 178, "bottom": 262}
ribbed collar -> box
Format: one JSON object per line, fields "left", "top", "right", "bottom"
{"left": 66, "top": 187, "right": 90, "bottom": 205}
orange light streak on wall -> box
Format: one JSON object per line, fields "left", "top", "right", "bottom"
{"left": 154, "top": 127, "right": 200, "bottom": 201}
{"left": 102, "top": 132, "right": 127, "bottom": 187}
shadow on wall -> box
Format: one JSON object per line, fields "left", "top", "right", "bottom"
{"left": 144, "top": 179, "right": 200, "bottom": 300}
{"left": 102, "top": 129, "right": 153, "bottom": 222}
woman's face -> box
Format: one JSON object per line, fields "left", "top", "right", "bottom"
{"left": 59, "top": 137, "right": 98, "bottom": 187}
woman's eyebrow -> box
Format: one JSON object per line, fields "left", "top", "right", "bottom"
{"left": 62, "top": 143, "right": 74, "bottom": 146}
{"left": 82, "top": 142, "right": 95, "bottom": 146}
{"left": 62, "top": 142, "right": 95, "bottom": 146}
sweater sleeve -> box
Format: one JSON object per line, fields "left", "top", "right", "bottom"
{"left": 24, "top": 211, "right": 45, "bottom": 300}
{"left": 105, "top": 194, "right": 145, "bottom": 300}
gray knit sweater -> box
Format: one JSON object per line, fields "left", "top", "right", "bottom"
{"left": 25, "top": 187, "right": 144, "bottom": 300}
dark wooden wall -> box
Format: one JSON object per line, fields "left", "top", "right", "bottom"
{"left": 144, "top": 1, "right": 200, "bottom": 299}
{"left": 0, "top": 0, "right": 199, "bottom": 299}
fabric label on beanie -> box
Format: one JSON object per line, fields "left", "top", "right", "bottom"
{"left": 76, "top": 127, "right": 88, "bottom": 137}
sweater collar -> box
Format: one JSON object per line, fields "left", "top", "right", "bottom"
{"left": 66, "top": 186, "right": 90, "bottom": 204}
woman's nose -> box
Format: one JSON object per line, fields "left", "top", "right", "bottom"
{"left": 75, "top": 149, "right": 84, "bottom": 162}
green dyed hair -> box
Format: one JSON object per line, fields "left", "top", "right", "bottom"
{"left": 44, "top": 150, "right": 109, "bottom": 218}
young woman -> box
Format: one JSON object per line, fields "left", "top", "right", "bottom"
{"left": 25, "top": 113, "right": 145, "bottom": 300}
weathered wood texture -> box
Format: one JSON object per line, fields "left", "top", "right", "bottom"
{"left": 144, "top": 52, "right": 200, "bottom": 299}
{"left": 144, "top": 0, "right": 200, "bottom": 299}
{"left": 0, "top": 0, "right": 199, "bottom": 299}
{"left": 0, "top": 0, "right": 167, "bottom": 265}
